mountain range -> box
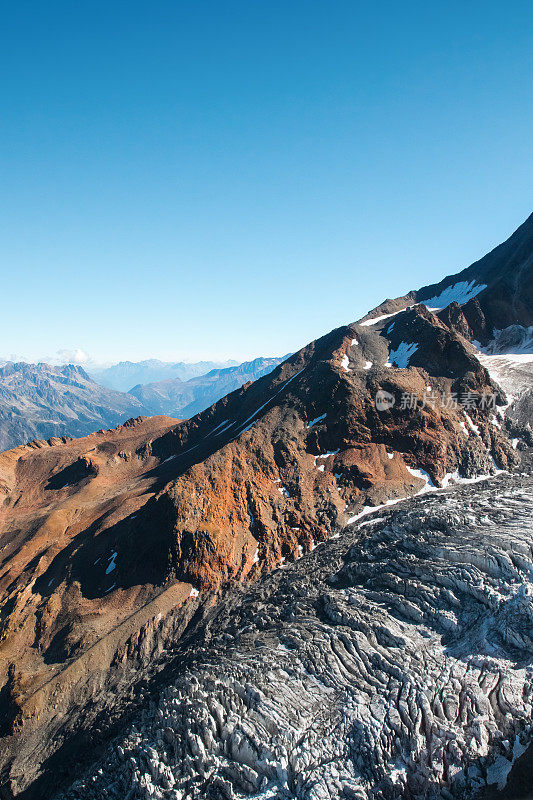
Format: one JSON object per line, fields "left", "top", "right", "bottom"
{"left": 0, "top": 362, "right": 145, "bottom": 452}
{"left": 1, "top": 213, "right": 532, "bottom": 799}
{"left": 128, "top": 355, "right": 290, "bottom": 418}
{"left": 87, "top": 358, "right": 239, "bottom": 392}
{"left": 0, "top": 356, "right": 287, "bottom": 452}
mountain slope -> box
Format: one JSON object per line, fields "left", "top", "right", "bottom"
{"left": 0, "top": 214, "right": 531, "bottom": 798}
{"left": 0, "top": 357, "right": 286, "bottom": 452}
{"left": 128, "top": 355, "right": 288, "bottom": 417}
{"left": 0, "top": 363, "right": 148, "bottom": 451}
{"left": 360, "top": 211, "right": 533, "bottom": 436}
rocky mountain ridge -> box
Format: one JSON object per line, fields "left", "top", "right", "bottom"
{"left": 362, "top": 212, "right": 533, "bottom": 344}
{"left": 0, "top": 213, "right": 532, "bottom": 798}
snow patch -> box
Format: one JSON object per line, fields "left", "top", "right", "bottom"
{"left": 388, "top": 341, "right": 419, "bottom": 368}
{"left": 420, "top": 280, "right": 486, "bottom": 310}
{"left": 105, "top": 551, "right": 117, "bottom": 575}
{"left": 360, "top": 309, "right": 402, "bottom": 327}
{"left": 464, "top": 414, "right": 480, "bottom": 436}
{"left": 241, "top": 398, "right": 276, "bottom": 429}
{"left": 347, "top": 496, "right": 406, "bottom": 524}
{"left": 210, "top": 419, "right": 229, "bottom": 434}
{"left": 441, "top": 469, "right": 504, "bottom": 487}
{"left": 214, "top": 421, "right": 236, "bottom": 436}
{"left": 314, "top": 450, "right": 339, "bottom": 471}
{"left": 389, "top": 763, "right": 407, "bottom": 784}
{"left": 341, "top": 354, "right": 351, "bottom": 372}
{"left": 359, "top": 516, "right": 386, "bottom": 527}
{"left": 308, "top": 413, "right": 326, "bottom": 428}
{"left": 247, "top": 504, "right": 255, "bottom": 529}
{"left": 406, "top": 465, "right": 435, "bottom": 493}
{"left": 236, "top": 368, "right": 306, "bottom": 435}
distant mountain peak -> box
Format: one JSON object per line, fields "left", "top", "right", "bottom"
{"left": 0, "top": 360, "right": 146, "bottom": 451}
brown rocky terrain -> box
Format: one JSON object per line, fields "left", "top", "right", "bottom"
{"left": 0, "top": 214, "right": 531, "bottom": 797}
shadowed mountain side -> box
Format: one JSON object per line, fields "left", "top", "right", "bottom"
{"left": 361, "top": 211, "right": 533, "bottom": 342}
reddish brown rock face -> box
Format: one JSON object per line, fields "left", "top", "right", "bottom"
{"left": 0, "top": 417, "right": 179, "bottom": 692}
{"left": 0, "top": 316, "right": 516, "bottom": 701}
{"left": 0, "top": 216, "right": 531, "bottom": 797}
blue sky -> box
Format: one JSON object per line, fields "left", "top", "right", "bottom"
{"left": 1, "top": 1, "right": 532, "bottom": 365}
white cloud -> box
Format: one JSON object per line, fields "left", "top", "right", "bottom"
{"left": 54, "top": 348, "right": 90, "bottom": 365}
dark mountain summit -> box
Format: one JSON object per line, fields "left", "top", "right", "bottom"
{"left": 362, "top": 211, "right": 533, "bottom": 343}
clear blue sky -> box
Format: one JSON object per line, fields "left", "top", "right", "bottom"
{"left": 1, "top": 1, "right": 532, "bottom": 365}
